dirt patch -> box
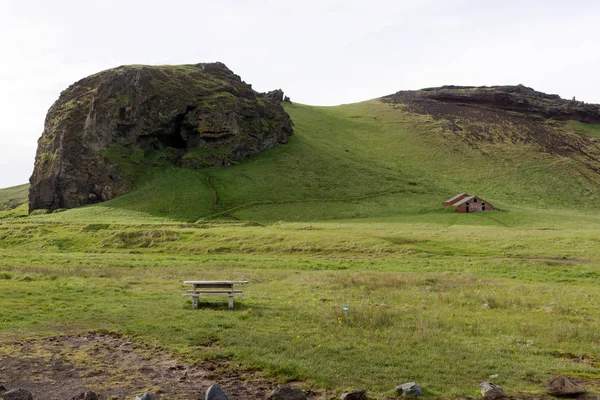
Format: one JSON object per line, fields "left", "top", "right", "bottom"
{"left": 552, "top": 351, "right": 598, "bottom": 367}
{"left": 0, "top": 331, "right": 321, "bottom": 400}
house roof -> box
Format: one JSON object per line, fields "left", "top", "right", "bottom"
{"left": 452, "top": 196, "right": 493, "bottom": 207}
{"left": 443, "top": 193, "right": 469, "bottom": 203}
{"left": 452, "top": 196, "right": 476, "bottom": 207}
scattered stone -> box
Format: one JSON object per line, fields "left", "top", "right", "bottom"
{"left": 1, "top": 388, "right": 34, "bottom": 400}
{"left": 482, "top": 303, "right": 490, "bottom": 309}
{"left": 136, "top": 393, "right": 157, "bottom": 400}
{"left": 206, "top": 383, "right": 228, "bottom": 400}
{"left": 340, "top": 389, "right": 367, "bottom": 400}
{"left": 396, "top": 382, "right": 423, "bottom": 396}
{"left": 268, "top": 385, "right": 307, "bottom": 400}
{"left": 69, "top": 390, "right": 99, "bottom": 400}
{"left": 489, "top": 374, "right": 499, "bottom": 379}
{"left": 547, "top": 376, "right": 586, "bottom": 396}
{"left": 480, "top": 382, "right": 505, "bottom": 399}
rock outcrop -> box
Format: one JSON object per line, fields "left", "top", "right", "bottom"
{"left": 383, "top": 84, "right": 600, "bottom": 123}
{"left": 29, "top": 62, "right": 293, "bottom": 212}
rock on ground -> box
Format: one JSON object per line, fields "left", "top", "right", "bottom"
{"left": 1, "top": 388, "right": 34, "bottom": 400}
{"left": 340, "top": 389, "right": 367, "bottom": 400}
{"left": 480, "top": 382, "right": 505, "bottom": 399}
{"left": 547, "top": 376, "right": 586, "bottom": 396}
{"left": 206, "top": 383, "right": 228, "bottom": 400}
{"left": 69, "top": 390, "right": 99, "bottom": 400}
{"left": 395, "top": 382, "right": 422, "bottom": 396}
{"left": 268, "top": 386, "right": 307, "bottom": 400}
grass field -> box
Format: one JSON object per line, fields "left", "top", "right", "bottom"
{"left": 2, "top": 100, "right": 600, "bottom": 398}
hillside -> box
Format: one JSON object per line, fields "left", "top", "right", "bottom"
{"left": 24, "top": 86, "right": 600, "bottom": 224}
{"left": 0, "top": 184, "right": 29, "bottom": 211}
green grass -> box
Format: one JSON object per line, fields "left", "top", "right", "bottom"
{"left": 1, "top": 213, "right": 600, "bottom": 398}
{"left": 0, "top": 183, "right": 29, "bottom": 211}
{"left": 2, "top": 99, "right": 600, "bottom": 398}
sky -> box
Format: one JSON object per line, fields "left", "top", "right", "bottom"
{"left": 1, "top": 0, "right": 599, "bottom": 188}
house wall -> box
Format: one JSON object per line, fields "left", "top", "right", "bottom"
{"left": 456, "top": 197, "right": 494, "bottom": 213}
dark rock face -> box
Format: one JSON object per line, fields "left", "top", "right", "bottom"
{"left": 264, "top": 89, "right": 285, "bottom": 102}
{"left": 29, "top": 62, "right": 293, "bottom": 212}
{"left": 383, "top": 84, "right": 600, "bottom": 123}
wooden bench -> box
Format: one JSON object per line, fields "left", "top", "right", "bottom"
{"left": 183, "top": 281, "right": 249, "bottom": 309}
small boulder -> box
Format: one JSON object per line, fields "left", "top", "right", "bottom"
{"left": 340, "top": 389, "right": 367, "bottom": 400}
{"left": 206, "top": 383, "right": 228, "bottom": 400}
{"left": 547, "top": 376, "right": 586, "bottom": 396}
{"left": 268, "top": 386, "right": 307, "bottom": 400}
{"left": 1, "top": 388, "right": 34, "bottom": 400}
{"left": 69, "top": 391, "right": 99, "bottom": 400}
{"left": 480, "top": 382, "right": 505, "bottom": 399}
{"left": 396, "top": 382, "right": 423, "bottom": 396}
{"left": 136, "top": 393, "right": 157, "bottom": 400}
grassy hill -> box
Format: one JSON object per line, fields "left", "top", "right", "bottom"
{"left": 14, "top": 98, "right": 599, "bottom": 224}
{"left": 0, "top": 183, "right": 29, "bottom": 211}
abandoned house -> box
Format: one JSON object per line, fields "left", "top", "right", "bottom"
{"left": 443, "top": 193, "right": 494, "bottom": 213}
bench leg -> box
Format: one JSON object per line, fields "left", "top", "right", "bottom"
{"left": 228, "top": 295, "right": 234, "bottom": 309}
{"left": 192, "top": 296, "right": 198, "bottom": 310}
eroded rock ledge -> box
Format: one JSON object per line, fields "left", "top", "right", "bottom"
{"left": 383, "top": 84, "right": 600, "bottom": 123}
{"left": 29, "top": 62, "right": 293, "bottom": 212}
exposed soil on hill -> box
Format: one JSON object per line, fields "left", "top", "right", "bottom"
{"left": 0, "top": 331, "right": 323, "bottom": 400}
{"left": 382, "top": 85, "right": 600, "bottom": 180}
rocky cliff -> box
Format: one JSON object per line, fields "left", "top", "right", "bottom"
{"left": 29, "top": 63, "right": 293, "bottom": 212}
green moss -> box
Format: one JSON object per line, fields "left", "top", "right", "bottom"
{"left": 181, "top": 147, "right": 233, "bottom": 169}
{"left": 37, "top": 151, "right": 57, "bottom": 166}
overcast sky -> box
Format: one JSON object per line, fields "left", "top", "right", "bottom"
{"left": 1, "top": 0, "right": 599, "bottom": 188}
